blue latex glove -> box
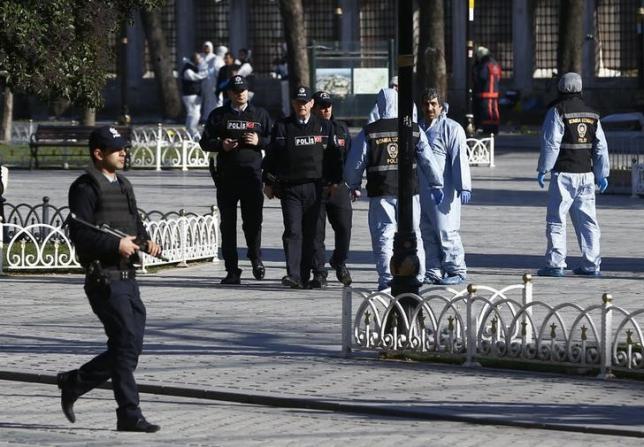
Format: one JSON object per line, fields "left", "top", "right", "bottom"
{"left": 431, "top": 188, "right": 444, "bottom": 205}
{"left": 597, "top": 177, "right": 608, "bottom": 193}
{"left": 459, "top": 190, "right": 471, "bottom": 204}
{"left": 537, "top": 172, "right": 546, "bottom": 189}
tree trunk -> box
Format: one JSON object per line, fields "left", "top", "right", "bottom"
{"left": 1, "top": 87, "right": 13, "bottom": 143}
{"left": 558, "top": 0, "right": 584, "bottom": 74}
{"left": 417, "top": 0, "right": 447, "bottom": 101}
{"left": 81, "top": 107, "right": 96, "bottom": 126}
{"left": 279, "top": 0, "right": 310, "bottom": 94}
{"left": 141, "top": 8, "right": 182, "bottom": 119}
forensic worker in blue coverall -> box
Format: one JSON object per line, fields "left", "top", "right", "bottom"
{"left": 536, "top": 72, "right": 610, "bottom": 277}
{"left": 419, "top": 89, "right": 472, "bottom": 285}
{"left": 345, "top": 88, "right": 444, "bottom": 291}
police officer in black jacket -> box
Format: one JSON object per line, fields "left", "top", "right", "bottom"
{"left": 263, "top": 86, "right": 343, "bottom": 289}
{"left": 310, "top": 91, "right": 353, "bottom": 287}
{"left": 59, "top": 126, "right": 161, "bottom": 433}
{"left": 200, "top": 75, "right": 271, "bottom": 284}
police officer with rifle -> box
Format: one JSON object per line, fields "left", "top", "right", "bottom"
{"left": 58, "top": 126, "right": 161, "bottom": 433}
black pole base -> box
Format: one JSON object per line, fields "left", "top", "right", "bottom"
{"left": 387, "top": 231, "right": 421, "bottom": 332}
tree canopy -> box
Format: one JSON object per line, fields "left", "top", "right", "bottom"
{"left": 0, "top": 0, "right": 161, "bottom": 107}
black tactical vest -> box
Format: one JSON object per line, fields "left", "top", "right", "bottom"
{"left": 217, "top": 107, "right": 265, "bottom": 171}
{"left": 181, "top": 63, "right": 202, "bottom": 96}
{"left": 364, "top": 118, "right": 419, "bottom": 197}
{"left": 281, "top": 117, "right": 327, "bottom": 183}
{"left": 85, "top": 168, "right": 138, "bottom": 236}
{"left": 554, "top": 96, "right": 599, "bottom": 173}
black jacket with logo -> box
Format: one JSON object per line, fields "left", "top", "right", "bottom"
{"left": 199, "top": 103, "right": 271, "bottom": 176}
{"left": 264, "top": 114, "right": 343, "bottom": 185}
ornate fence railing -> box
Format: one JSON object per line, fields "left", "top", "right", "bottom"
{"left": 466, "top": 134, "right": 495, "bottom": 167}
{"left": 342, "top": 274, "right": 642, "bottom": 378}
{"left": 0, "top": 199, "right": 219, "bottom": 273}
{"left": 9, "top": 122, "right": 209, "bottom": 170}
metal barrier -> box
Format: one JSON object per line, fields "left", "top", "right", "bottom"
{"left": 606, "top": 132, "right": 644, "bottom": 194}
{"left": 466, "top": 134, "right": 495, "bottom": 167}
{"left": 0, "top": 199, "right": 219, "bottom": 273}
{"left": 343, "top": 274, "right": 642, "bottom": 378}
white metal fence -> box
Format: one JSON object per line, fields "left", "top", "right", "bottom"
{"left": 342, "top": 274, "right": 642, "bottom": 378}
{"left": 0, "top": 199, "right": 220, "bottom": 274}
{"left": 11, "top": 121, "right": 494, "bottom": 170}
{"left": 466, "top": 135, "right": 495, "bottom": 167}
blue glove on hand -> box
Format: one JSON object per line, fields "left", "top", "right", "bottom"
{"left": 431, "top": 188, "right": 444, "bottom": 205}
{"left": 597, "top": 177, "right": 608, "bottom": 193}
{"left": 459, "top": 190, "right": 471, "bottom": 204}
{"left": 537, "top": 172, "right": 546, "bottom": 189}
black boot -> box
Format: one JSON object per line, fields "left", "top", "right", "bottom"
{"left": 57, "top": 371, "right": 78, "bottom": 423}
{"left": 332, "top": 263, "right": 352, "bottom": 286}
{"left": 117, "top": 417, "right": 161, "bottom": 433}
{"left": 281, "top": 275, "right": 302, "bottom": 289}
{"left": 221, "top": 268, "right": 242, "bottom": 285}
{"left": 308, "top": 274, "right": 328, "bottom": 289}
{"left": 251, "top": 259, "right": 265, "bottom": 280}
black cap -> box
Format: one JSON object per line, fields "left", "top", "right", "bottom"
{"left": 292, "top": 85, "right": 312, "bottom": 101}
{"left": 229, "top": 75, "right": 248, "bottom": 92}
{"left": 89, "top": 126, "right": 127, "bottom": 151}
{"left": 313, "top": 91, "right": 333, "bottom": 107}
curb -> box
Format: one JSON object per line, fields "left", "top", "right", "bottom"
{"left": 1, "top": 370, "right": 643, "bottom": 438}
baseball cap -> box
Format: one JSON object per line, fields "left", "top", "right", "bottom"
{"left": 313, "top": 91, "right": 333, "bottom": 107}
{"left": 89, "top": 126, "right": 128, "bottom": 151}
{"left": 292, "top": 85, "right": 312, "bottom": 101}
{"left": 229, "top": 75, "right": 248, "bottom": 92}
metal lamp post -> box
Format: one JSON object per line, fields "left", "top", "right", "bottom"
{"left": 390, "top": 0, "right": 420, "bottom": 301}
{"left": 118, "top": 19, "right": 131, "bottom": 125}
{"left": 465, "top": 0, "right": 475, "bottom": 136}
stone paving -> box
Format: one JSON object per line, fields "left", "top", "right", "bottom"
{"left": 1, "top": 139, "right": 644, "bottom": 445}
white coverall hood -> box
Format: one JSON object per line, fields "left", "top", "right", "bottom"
{"left": 375, "top": 88, "right": 418, "bottom": 121}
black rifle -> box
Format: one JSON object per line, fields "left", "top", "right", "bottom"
{"left": 67, "top": 212, "right": 169, "bottom": 262}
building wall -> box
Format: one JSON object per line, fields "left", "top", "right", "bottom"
{"left": 21, "top": 0, "right": 637, "bottom": 122}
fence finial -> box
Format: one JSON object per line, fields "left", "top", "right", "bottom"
{"left": 602, "top": 293, "right": 613, "bottom": 304}
{"left": 467, "top": 284, "right": 477, "bottom": 294}
{"left": 522, "top": 273, "right": 532, "bottom": 283}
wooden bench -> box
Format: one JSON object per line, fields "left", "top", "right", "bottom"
{"left": 29, "top": 125, "right": 132, "bottom": 169}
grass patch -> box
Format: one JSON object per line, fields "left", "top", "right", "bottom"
{"left": 0, "top": 143, "right": 88, "bottom": 168}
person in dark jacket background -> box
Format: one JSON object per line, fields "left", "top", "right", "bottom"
{"left": 199, "top": 75, "right": 271, "bottom": 284}
{"left": 263, "top": 86, "right": 343, "bottom": 289}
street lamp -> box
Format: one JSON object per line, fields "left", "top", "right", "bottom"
{"left": 390, "top": 0, "right": 420, "bottom": 303}
{"left": 118, "top": 18, "right": 131, "bottom": 125}
{"left": 465, "top": 0, "right": 475, "bottom": 136}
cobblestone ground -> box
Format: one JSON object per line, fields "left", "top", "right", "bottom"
{"left": 1, "top": 143, "right": 644, "bottom": 445}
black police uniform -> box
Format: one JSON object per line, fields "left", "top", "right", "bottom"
{"left": 312, "top": 116, "right": 353, "bottom": 284}
{"left": 264, "top": 112, "right": 343, "bottom": 287}
{"left": 199, "top": 84, "right": 271, "bottom": 281}
{"left": 59, "top": 129, "right": 157, "bottom": 432}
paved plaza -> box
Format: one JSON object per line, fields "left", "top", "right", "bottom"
{"left": 1, "top": 138, "right": 644, "bottom": 445}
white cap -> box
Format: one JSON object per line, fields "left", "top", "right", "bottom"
{"left": 215, "top": 46, "right": 228, "bottom": 57}
{"left": 558, "top": 72, "right": 582, "bottom": 93}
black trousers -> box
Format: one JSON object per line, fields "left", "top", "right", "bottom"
{"left": 312, "top": 183, "right": 353, "bottom": 275}
{"left": 280, "top": 181, "right": 322, "bottom": 282}
{"left": 211, "top": 161, "right": 264, "bottom": 272}
{"left": 70, "top": 278, "right": 146, "bottom": 422}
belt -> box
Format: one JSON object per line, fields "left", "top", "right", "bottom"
{"left": 88, "top": 268, "right": 136, "bottom": 281}
{"left": 105, "top": 270, "right": 136, "bottom": 280}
